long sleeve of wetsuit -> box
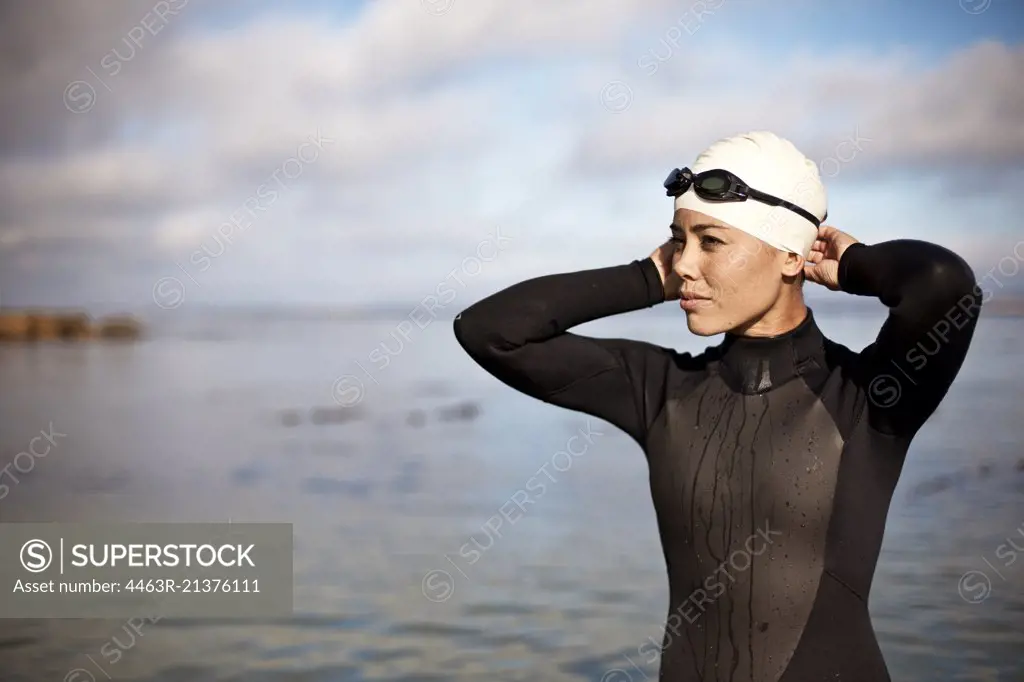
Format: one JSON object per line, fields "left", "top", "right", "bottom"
{"left": 453, "top": 258, "right": 677, "bottom": 447}
{"left": 838, "top": 239, "right": 981, "bottom": 438}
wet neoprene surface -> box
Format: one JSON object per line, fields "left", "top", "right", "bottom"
{"left": 454, "top": 240, "right": 981, "bottom": 681}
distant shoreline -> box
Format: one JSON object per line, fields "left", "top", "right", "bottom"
{"left": 2, "top": 295, "right": 1024, "bottom": 325}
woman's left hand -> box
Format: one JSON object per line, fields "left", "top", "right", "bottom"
{"left": 803, "top": 225, "right": 860, "bottom": 291}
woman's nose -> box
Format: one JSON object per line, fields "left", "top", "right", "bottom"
{"left": 673, "top": 243, "right": 701, "bottom": 281}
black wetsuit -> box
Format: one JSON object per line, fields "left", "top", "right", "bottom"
{"left": 453, "top": 240, "right": 981, "bottom": 681}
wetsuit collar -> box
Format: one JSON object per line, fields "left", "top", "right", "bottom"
{"left": 714, "top": 308, "right": 824, "bottom": 394}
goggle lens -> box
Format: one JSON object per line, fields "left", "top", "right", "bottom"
{"left": 696, "top": 174, "right": 730, "bottom": 194}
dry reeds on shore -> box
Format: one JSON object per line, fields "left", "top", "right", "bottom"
{"left": 0, "top": 310, "right": 142, "bottom": 342}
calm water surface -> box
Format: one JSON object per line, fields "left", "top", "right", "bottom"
{"left": 0, "top": 305, "right": 1022, "bottom": 681}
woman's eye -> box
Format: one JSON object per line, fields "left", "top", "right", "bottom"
{"left": 701, "top": 236, "right": 722, "bottom": 247}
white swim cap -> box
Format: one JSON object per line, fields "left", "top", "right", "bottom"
{"left": 673, "top": 131, "right": 827, "bottom": 258}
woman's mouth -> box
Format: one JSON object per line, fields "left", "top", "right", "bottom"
{"left": 680, "top": 292, "right": 712, "bottom": 311}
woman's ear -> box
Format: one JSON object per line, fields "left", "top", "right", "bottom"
{"left": 780, "top": 251, "right": 804, "bottom": 278}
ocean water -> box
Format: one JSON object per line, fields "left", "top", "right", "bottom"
{"left": 0, "top": 303, "right": 1022, "bottom": 681}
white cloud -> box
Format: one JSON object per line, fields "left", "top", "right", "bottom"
{"left": 570, "top": 41, "right": 1024, "bottom": 175}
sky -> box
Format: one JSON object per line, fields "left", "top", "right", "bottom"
{"left": 0, "top": 0, "right": 1022, "bottom": 311}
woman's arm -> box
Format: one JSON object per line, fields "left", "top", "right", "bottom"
{"left": 453, "top": 257, "right": 682, "bottom": 447}
{"left": 838, "top": 239, "right": 982, "bottom": 438}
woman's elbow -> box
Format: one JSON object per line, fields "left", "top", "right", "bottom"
{"left": 916, "top": 245, "right": 977, "bottom": 298}
{"left": 916, "top": 248, "right": 982, "bottom": 319}
{"left": 452, "top": 308, "right": 473, "bottom": 349}
{"left": 453, "top": 306, "right": 495, "bottom": 360}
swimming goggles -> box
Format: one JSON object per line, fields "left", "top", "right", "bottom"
{"left": 663, "top": 167, "right": 823, "bottom": 227}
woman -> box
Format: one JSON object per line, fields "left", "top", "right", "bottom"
{"left": 453, "top": 131, "right": 981, "bottom": 681}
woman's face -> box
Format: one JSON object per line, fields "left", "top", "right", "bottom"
{"left": 670, "top": 207, "right": 799, "bottom": 336}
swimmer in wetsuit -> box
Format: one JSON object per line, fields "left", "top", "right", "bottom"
{"left": 453, "top": 131, "right": 982, "bottom": 681}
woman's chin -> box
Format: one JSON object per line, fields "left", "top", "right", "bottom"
{"left": 682, "top": 305, "right": 724, "bottom": 337}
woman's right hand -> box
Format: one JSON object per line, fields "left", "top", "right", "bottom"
{"left": 648, "top": 240, "right": 683, "bottom": 301}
